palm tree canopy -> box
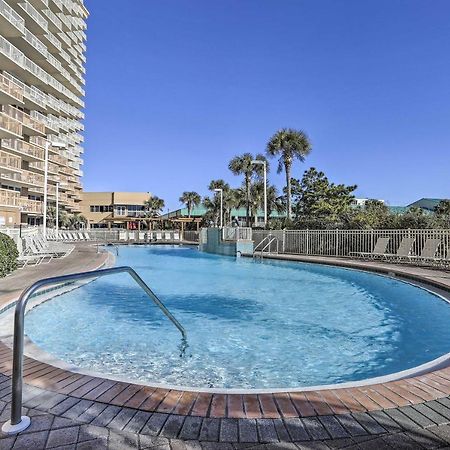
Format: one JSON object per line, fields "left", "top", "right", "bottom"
{"left": 208, "top": 179, "right": 230, "bottom": 192}
{"left": 179, "top": 191, "right": 201, "bottom": 207}
{"left": 266, "top": 128, "right": 312, "bottom": 173}
{"left": 143, "top": 196, "right": 165, "bottom": 217}
{"left": 228, "top": 153, "right": 269, "bottom": 180}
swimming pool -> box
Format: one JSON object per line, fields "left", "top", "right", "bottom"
{"left": 24, "top": 245, "right": 450, "bottom": 390}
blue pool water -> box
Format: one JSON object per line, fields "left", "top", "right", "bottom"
{"left": 25, "top": 245, "right": 450, "bottom": 389}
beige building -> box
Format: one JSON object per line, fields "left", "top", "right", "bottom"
{"left": 0, "top": 0, "right": 88, "bottom": 226}
{"left": 80, "top": 192, "right": 151, "bottom": 228}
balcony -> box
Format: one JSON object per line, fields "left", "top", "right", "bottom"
{"left": 1, "top": 138, "right": 45, "bottom": 161}
{"left": 0, "top": 150, "right": 21, "bottom": 172}
{"left": 0, "top": 35, "right": 25, "bottom": 74}
{"left": 30, "top": 110, "right": 58, "bottom": 134}
{"left": 0, "top": 188, "right": 20, "bottom": 208}
{"left": 0, "top": 72, "right": 24, "bottom": 105}
{"left": 3, "top": 105, "right": 46, "bottom": 137}
{"left": 28, "top": 0, "right": 49, "bottom": 10}
{"left": 18, "top": 197, "right": 43, "bottom": 214}
{"left": 0, "top": 112, "right": 22, "bottom": 139}
{"left": 0, "top": 168, "right": 44, "bottom": 188}
{"left": 0, "top": 0, "right": 25, "bottom": 38}
{"left": 29, "top": 160, "right": 58, "bottom": 174}
{"left": 15, "top": 2, "right": 48, "bottom": 36}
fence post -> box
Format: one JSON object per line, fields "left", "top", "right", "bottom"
{"left": 336, "top": 229, "right": 339, "bottom": 256}
{"left": 306, "top": 229, "right": 310, "bottom": 255}
{"left": 282, "top": 229, "right": 286, "bottom": 253}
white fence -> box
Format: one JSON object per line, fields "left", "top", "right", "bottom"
{"left": 253, "top": 229, "right": 450, "bottom": 261}
{"left": 64, "top": 229, "right": 199, "bottom": 243}
{"left": 222, "top": 227, "right": 253, "bottom": 241}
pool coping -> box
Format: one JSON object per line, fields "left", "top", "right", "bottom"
{"left": 2, "top": 250, "right": 450, "bottom": 419}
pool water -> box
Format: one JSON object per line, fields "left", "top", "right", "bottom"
{"left": 25, "top": 245, "right": 450, "bottom": 389}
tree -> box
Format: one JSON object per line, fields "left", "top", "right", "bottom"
{"left": 249, "top": 181, "right": 284, "bottom": 227}
{"left": 179, "top": 191, "right": 201, "bottom": 218}
{"left": 143, "top": 196, "right": 165, "bottom": 217}
{"left": 434, "top": 200, "right": 450, "bottom": 228}
{"left": 228, "top": 153, "right": 267, "bottom": 227}
{"left": 143, "top": 196, "right": 165, "bottom": 230}
{"left": 291, "top": 168, "right": 357, "bottom": 228}
{"left": 395, "top": 207, "right": 432, "bottom": 229}
{"left": 266, "top": 128, "right": 312, "bottom": 219}
{"left": 343, "top": 200, "right": 394, "bottom": 230}
{"left": 67, "top": 214, "right": 87, "bottom": 229}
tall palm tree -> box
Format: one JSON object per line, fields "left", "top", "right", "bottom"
{"left": 228, "top": 153, "right": 267, "bottom": 226}
{"left": 143, "top": 196, "right": 165, "bottom": 230}
{"left": 266, "top": 128, "right": 312, "bottom": 220}
{"left": 179, "top": 191, "right": 201, "bottom": 218}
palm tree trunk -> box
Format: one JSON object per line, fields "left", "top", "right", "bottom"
{"left": 285, "top": 163, "right": 292, "bottom": 220}
{"left": 245, "top": 176, "right": 250, "bottom": 227}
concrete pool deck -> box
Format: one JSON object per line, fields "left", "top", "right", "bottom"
{"left": 2, "top": 247, "right": 450, "bottom": 447}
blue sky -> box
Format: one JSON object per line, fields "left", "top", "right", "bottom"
{"left": 83, "top": 0, "right": 450, "bottom": 210}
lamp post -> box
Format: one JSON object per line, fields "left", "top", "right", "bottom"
{"left": 251, "top": 159, "right": 267, "bottom": 227}
{"left": 214, "top": 188, "right": 223, "bottom": 228}
{"left": 43, "top": 141, "right": 66, "bottom": 239}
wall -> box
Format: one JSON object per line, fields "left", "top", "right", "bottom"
{"left": 199, "top": 228, "right": 254, "bottom": 256}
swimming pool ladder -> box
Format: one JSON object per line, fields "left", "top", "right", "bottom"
{"left": 2, "top": 266, "right": 187, "bottom": 435}
{"left": 253, "top": 234, "right": 279, "bottom": 259}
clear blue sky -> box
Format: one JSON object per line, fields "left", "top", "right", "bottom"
{"left": 83, "top": 0, "right": 450, "bottom": 210}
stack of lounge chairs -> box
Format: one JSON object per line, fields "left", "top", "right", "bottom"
{"left": 17, "top": 234, "right": 75, "bottom": 268}
{"left": 351, "top": 236, "right": 449, "bottom": 268}
{"left": 46, "top": 230, "right": 92, "bottom": 241}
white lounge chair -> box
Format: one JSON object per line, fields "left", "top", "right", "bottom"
{"left": 351, "top": 237, "right": 391, "bottom": 260}
{"left": 128, "top": 232, "right": 136, "bottom": 241}
{"left": 173, "top": 232, "right": 180, "bottom": 241}
{"left": 164, "top": 232, "right": 171, "bottom": 240}
{"left": 156, "top": 232, "right": 162, "bottom": 240}
{"left": 139, "top": 232, "right": 146, "bottom": 241}
{"left": 383, "top": 237, "right": 415, "bottom": 262}
{"left": 83, "top": 232, "right": 92, "bottom": 240}
{"left": 408, "top": 238, "right": 442, "bottom": 265}
{"left": 119, "top": 231, "right": 127, "bottom": 241}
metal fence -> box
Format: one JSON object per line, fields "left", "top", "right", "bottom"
{"left": 56, "top": 229, "right": 200, "bottom": 243}
{"left": 253, "top": 229, "right": 450, "bottom": 260}
{"left": 222, "top": 227, "right": 253, "bottom": 241}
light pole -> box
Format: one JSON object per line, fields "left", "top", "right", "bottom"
{"left": 43, "top": 141, "right": 66, "bottom": 239}
{"left": 214, "top": 188, "right": 223, "bottom": 228}
{"left": 55, "top": 182, "right": 60, "bottom": 241}
{"left": 252, "top": 159, "right": 267, "bottom": 227}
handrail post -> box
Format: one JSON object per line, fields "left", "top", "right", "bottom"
{"left": 2, "top": 266, "right": 186, "bottom": 434}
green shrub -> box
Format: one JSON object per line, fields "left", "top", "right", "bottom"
{"left": 0, "top": 233, "right": 18, "bottom": 277}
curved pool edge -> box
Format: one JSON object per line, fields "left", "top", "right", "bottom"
{"left": 0, "top": 251, "right": 449, "bottom": 394}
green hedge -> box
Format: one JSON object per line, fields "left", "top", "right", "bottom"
{"left": 0, "top": 232, "right": 18, "bottom": 277}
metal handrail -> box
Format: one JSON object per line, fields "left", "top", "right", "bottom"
{"left": 253, "top": 234, "right": 278, "bottom": 258}
{"left": 1, "top": 266, "right": 187, "bottom": 434}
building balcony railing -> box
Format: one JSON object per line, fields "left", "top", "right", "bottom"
{"left": 17, "top": 2, "right": 48, "bottom": 35}
{"left": 1, "top": 138, "right": 45, "bottom": 161}
{"left": 18, "top": 197, "right": 43, "bottom": 214}
{"left": 2, "top": 105, "right": 46, "bottom": 136}
{"left": 0, "top": 0, "right": 25, "bottom": 37}
{"left": 29, "top": 160, "right": 58, "bottom": 175}
{"left": 0, "top": 72, "right": 24, "bottom": 104}
{"left": 0, "top": 188, "right": 20, "bottom": 207}
{"left": 0, "top": 150, "right": 21, "bottom": 171}
{"left": 0, "top": 112, "right": 22, "bottom": 139}
{"left": 0, "top": 169, "right": 44, "bottom": 187}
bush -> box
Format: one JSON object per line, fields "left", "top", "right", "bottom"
{"left": 0, "top": 233, "right": 18, "bottom": 277}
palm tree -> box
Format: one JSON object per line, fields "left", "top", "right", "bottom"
{"left": 228, "top": 153, "right": 267, "bottom": 226}
{"left": 143, "top": 196, "right": 165, "bottom": 217}
{"left": 266, "top": 128, "right": 312, "bottom": 220}
{"left": 179, "top": 191, "right": 201, "bottom": 218}
{"left": 67, "top": 214, "right": 87, "bottom": 229}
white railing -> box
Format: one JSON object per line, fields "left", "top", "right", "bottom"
{"left": 253, "top": 229, "right": 450, "bottom": 261}
{"left": 54, "top": 229, "right": 199, "bottom": 243}
{"left": 222, "top": 227, "right": 252, "bottom": 242}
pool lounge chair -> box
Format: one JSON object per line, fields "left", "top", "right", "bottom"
{"left": 164, "top": 232, "right": 171, "bottom": 240}
{"left": 119, "top": 231, "right": 127, "bottom": 241}
{"left": 139, "top": 232, "right": 146, "bottom": 241}
{"left": 408, "top": 238, "right": 442, "bottom": 266}
{"left": 17, "top": 254, "right": 49, "bottom": 268}
{"left": 350, "top": 237, "right": 390, "bottom": 260}
{"left": 173, "top": 232, "right": 180, "bottom": 241}
{"left": 128, "top": 232, "right": 136, "bottom": 241}
{"left": 382, "top": 237, "right": 415, "bottom": 263}
{"left": 83, "top": 232, "right": 92, "bottom": 240}
{"left": 156, "top": 232, "right": 162, "bottom": 241}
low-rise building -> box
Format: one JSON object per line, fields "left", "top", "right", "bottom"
{"left": 80, "top": 192, "right": 150, "bottom": 228}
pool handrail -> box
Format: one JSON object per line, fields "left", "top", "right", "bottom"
{"left": 1, "top": 266, "right": 187, "bottom": 434}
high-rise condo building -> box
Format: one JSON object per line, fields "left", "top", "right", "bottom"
{"left": 0, "top": 0, "right": 87, "bottom": 226}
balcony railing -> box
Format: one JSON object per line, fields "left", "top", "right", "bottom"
{"left": 0, "top": 72, "right": 23, "bottom": 103}
{"left": 0, "top": 150, "right": 21, "bottom": 171}
{"left": 2, "top": 105, "right": 45, "bottom": 135}
{"left": 0, "top": 0, "right": 25, "bottom": 34}
{"left": 0, "top": 188, "right": 20, "bottom": 207}
{"left": 0, "top": 112, "right": 22, "bottom": 137}
{"left": 0, "top": 169, "right": 44, "bottom": 187}
{"left": 18, "top": 197, "right": 42, "bottom": 213}
{"left": 2, "top": 138, "right": 45, "bottom": 160}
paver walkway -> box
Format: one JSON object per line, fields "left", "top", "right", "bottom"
{"left": 1, "top": 249, "right": 450, "bottom": 448}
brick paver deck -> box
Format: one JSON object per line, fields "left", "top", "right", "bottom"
{"left": 1, "top": 250, "right": 450, "bottom": 448}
